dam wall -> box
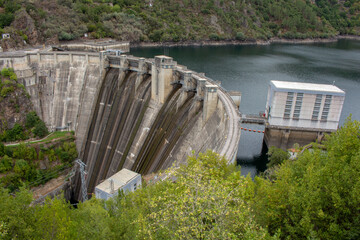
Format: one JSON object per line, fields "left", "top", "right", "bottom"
{"left": 0, "top": 51, "right": 241, "bottom": 199}
{"left": 0, "top": 52, "right": 103, "bottom": 152}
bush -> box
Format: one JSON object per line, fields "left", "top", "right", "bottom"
{"left": 58, "top": 31, "right": 74, "bottom": 41}
{"left": 1, "top": 68, "right": 14, "bottom": 77}
{"left": 149, "top": 29, "right": 163, "bottom": 42}
{"left": 33, "top": 121, "right": 48, "bottom": 138}
{"left": 266, "top": 146, "right": 290, "bottom": 168}
{"left": 209, "top": 33, "right": 221, "bottom": 41}
{"left": 0, "top": 155, "right": 12, "bottom": 173}
{"left": 25, "top": 111, "right": 40, "bottom": 129}
{"left": 6, "top": 123, "right": 25, "bottom": 142}
{"left": 13, "top": 159, "right": 29, "bottom": 175}
{"left": 0, "top": 86, "right": 14, "bottom": 97}
{"left": 0, "top": 142, "right": 4, "bottom": 157}
{"left": 0, "top": 13, "right": 14, "bottom": 28}
{"left": 235, "top": 32, "right": 246, "bottom": 41}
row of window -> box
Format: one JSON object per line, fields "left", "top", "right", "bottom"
{"left": 284, "top": 92, "right": 294, "bottom": 118}
{"left": 284, "top": 93, "right": 332, "bottom": 121}
{"left": 321, "top": 95, "right": 332, "bottom": 121}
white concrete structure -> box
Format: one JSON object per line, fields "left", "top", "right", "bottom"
{"left": 265, "top": 80, "right": 345, "bottom": 131}
{"left": 95, "top": 168, "right": 141, "bottom": 200}
{"left": 2, "top": 33, "right": 10, "bottom": 39}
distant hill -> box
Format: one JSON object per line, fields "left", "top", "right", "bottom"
{"left": 0, "top": 0, "right": 359, "bottom": 49}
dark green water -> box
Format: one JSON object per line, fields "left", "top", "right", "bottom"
{"left": 131, "top": 40, "right": 360, "bottom": 177}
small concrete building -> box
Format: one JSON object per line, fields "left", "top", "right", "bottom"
{"left": 95, "top": 168, "right": 141, "bottom": 200}
{"left": 264, "top": 80, "right": 345, "bottom": 149}
{"left": 2, "top": 33, "right": 10, "bottom": 39}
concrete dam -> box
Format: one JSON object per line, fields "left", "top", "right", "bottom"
{"left": 0, "top": 51, "right": 241, "bottom": 200}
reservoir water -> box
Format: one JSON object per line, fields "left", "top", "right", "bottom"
{"left": 130, "top": 40, "right": 360, "bottom": 176}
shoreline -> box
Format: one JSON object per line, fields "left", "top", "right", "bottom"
{"left": 130, "top": 35, "right": 360, "bottom": 48}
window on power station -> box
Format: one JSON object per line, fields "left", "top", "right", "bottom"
{"left": 321, "top": 95, "right": 332, "bottom": 121}
{"left": 312, "top": 94, "right": 322, "bottom": 120}
{"left": 284, "top": 92, "right": 294, "bottom": 119}
{"left": 293, "top": 93, "right": 303, "bottom": 120}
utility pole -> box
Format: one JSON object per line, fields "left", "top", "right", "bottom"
{"left": 75, "top": 159, "right": 88, "bottom": 202}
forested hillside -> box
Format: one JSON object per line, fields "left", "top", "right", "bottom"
{"left": 0, "top": 118, "right": 359, "bottom": 239}
{"left": 0, "top": 0, "right": 359, "bottom": 49}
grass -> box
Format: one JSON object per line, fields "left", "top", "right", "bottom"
{"left": 40, "top": 131, "right": 70, "bottom": 142}
{"left": 4, "top": 131, "right": 74, "bottom": 147}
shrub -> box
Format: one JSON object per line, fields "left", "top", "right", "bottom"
{"left": 0, "top": 13, "right": 14, "bottom": 28}
{"left": 6, "top": 123, "right": 25, "bottom": 142}
{"left": 33, "top": 121, "right": 48, "bottom": 138}
{"left": 235, "top": 32, "right": 246, "bottom": 41}
{"left": 0, "top": 142, "right": 4, "bottom": 157}
{"left": 25, "top": 111, "right": 40, "bottom": 128}
{"left": 149, "top": 29, "right": 163, "bottom": 42}
{"left": 0, "top": 155, "right": 12, "bottom": 173}
{"left": 0, "top": 86, "right": 14, "bottom": 97}
{"left": 14, "top": 159, "right": 29, "bottom": 175}
{"left": 209, "top": 33, "right": 221, "bottom": 41}
{"left": 58, "top": 31, "right": 74, "bottom": 41}
{"left": 1, "top": 68, "right": 14, "bottom": 77}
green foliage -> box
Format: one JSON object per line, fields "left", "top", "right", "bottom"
{"left": 0, "top": 142, "right": 4, "bottom": 157}
{"left": 59, "top": 31, "right": 75, "bottom": 41}
{"left": 266, "top": 146, "right": 290, "bottom": 168}
{"left": 12, "top": 143, "right": 37, "bottom": 161}
{"left": 107, "top": 150, "right": 275, "bottom": 239}
{"left": 253, "top": 117, "right": 360, "bottom": 239}
{"left": 236, "top": 31, "right": 246, "bottom": 41}
{"left": 5, "top": 123, "right": 25, "bottom": 142}
{"left": 0, "top": 155, "right": 12, "bottom": 173}
{"left": 0, "top": 13, "right": 14, "bottom": 28}
{"left": 0, "top": 86, "right": 14, "bottom": 98}
{"left": 1, "top": 68, "right": 14, "bottom": 78}
{"left": 1, "top": 121, "right": 360, "bottom": 240}
{"left": 0, "top": 68, "right": 18, "bottom": 97}
{"left": 13, "top": 159, "right": 30, "bottom": 175}
{"left": 18, "top": 0, "right": 359, "bottom": 44}
{"left": 0, "top": 187, "right": 35, "bottom": 239}
{"left": 25, "top": 111, "right": 40, "bottom": 129}
{"left": 33, "top": 121, "right": 48, "bottom": 138}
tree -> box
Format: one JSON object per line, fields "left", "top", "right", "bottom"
{"left": 253, "top": 118, "right": 360, "bottom": 239}
{"left": 33, "top": 121, "right": 48, "bottom": 138}
{"left": 6, "top": 123, "right": 24, "bottom": 141}
{"left": 109, "top": 150, "right": 277, "bottom": 239}
{"left": 0, "top": 187, "right": 36, "bottom": 239}
{"left": 33, "top": 197, "right": 77, "bottom": 239}
{"left": 0, "top": 155, "right": 12, "bottom": 173}
{"left": 0, "top": 142, "right": 4, "bottom": 157}
{"left": 266, "top": 146, "right": 290, "bottom": 168}
{"left": 25, "top": 111, "right": 40, "bottom": 129}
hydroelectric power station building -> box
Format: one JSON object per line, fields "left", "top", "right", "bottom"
{"left": 95, "top": 168, "right": 141, "bottom": 200}
{"left": 264, "top": 80, "right": 345, "bottom": 150}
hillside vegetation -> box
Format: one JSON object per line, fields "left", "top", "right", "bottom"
{"left": 0, "top": 0, "right": 359, "bottom": 49}
{"left": 0, "top": 69, "right": 78, "bottom": 192}
{"left": 0, "top": 118, "right": 359, "bottom": 239}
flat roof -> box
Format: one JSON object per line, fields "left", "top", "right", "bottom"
{"left": 270, "top": 80, "right": 345, "bottom": 96}
{"left": 95, "top": 168, "right": 139, "bottom": 194}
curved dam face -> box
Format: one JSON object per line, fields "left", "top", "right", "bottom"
{"left": 0, "top": 51, "right": 240, "bottom": 200}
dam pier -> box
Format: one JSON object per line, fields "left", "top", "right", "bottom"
{"left": 0, "top": 50, "right": 241, "bottom": 200}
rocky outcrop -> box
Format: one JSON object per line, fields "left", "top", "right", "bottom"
{"left": 12, "top": 10, "right": 40, "bottom": 46}
{"left": 0, "top": 82, "right": 33, "bottom": 130}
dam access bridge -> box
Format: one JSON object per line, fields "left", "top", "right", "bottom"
{"left": 0, "top": 49, "right": 241, "bottom": 200}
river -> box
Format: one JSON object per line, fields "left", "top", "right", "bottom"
{"left": 130, "top": 39, "right": 360, "bottom": 177}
